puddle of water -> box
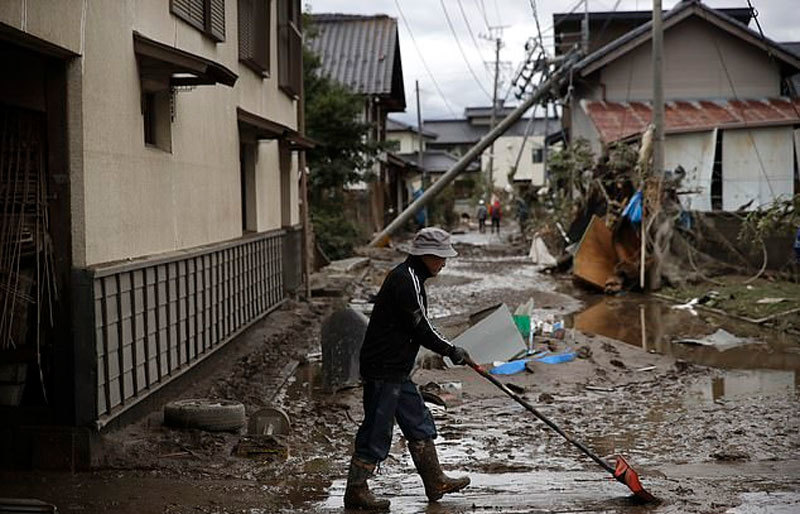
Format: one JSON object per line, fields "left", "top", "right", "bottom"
{"left": 566, "top": 294, "right": 800, "bottom": 372}
{"left": 317, "top": 470, "right": 651, "bottom": 513}
{"left": 684, "top": 369, "right": 798, "bottom": 405}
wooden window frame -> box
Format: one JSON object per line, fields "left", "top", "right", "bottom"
{"left": 238, "top": 0, "right": 270, "bottom": 76}
{"left": 170, "top": 0, "right": 226, "bottom": 43}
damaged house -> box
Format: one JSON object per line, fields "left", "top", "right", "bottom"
{"left": 0, "top": 0, "right": 309, "bottom": 467}
{"left": 556, "top": 0, "right": 800, "bottom": 212}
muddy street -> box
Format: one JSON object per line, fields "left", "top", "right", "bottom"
{"left": 1, "top": 228, "right": 798, "bottom": 513}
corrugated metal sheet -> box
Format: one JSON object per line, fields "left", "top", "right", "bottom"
{"left": 665, "top": 130, "right": 716, "bottom": 211}
{"left": 583, "top": 98, "right": 800, "bottom": 143}
{"left": 308, "top": 14, "right": 398, "bottom": 97}
{"left": 721, "top": 126, "right": 794, "bottom": 211}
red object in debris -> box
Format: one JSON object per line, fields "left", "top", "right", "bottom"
{"left": 613, "top": 455, "right": 658, "bottom": 503}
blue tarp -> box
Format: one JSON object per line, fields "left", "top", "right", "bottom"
{"left": 488, "top": 351, "right": 577, "bottom": 375}
{"left": 622, "top": 191, "right": 643, "bottom": 225}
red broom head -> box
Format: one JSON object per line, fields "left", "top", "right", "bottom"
{"left": 613, "top": 455, "right": 658, "bottom": 503}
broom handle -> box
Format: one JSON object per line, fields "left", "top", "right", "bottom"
{"left": 467, "top": 359, "right": 615, "bottom": 474}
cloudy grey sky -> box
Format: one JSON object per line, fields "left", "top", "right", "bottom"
{"left": 305, "top": 0, "right": 800, "bottom": 125}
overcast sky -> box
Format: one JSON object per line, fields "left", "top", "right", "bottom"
{"left": 304, "top": 0, "right": 800, "bottom": 125}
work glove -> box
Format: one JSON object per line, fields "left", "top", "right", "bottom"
{"left": 449, "top": 346, "right": 470, "bottom": 366}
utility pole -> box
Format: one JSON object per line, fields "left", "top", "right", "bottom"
{"left": 642, "top": 0, "right": 665, "bottom": 290}
{"left": 416, "top": 79, "right": 427, "bottom": 226}
{"left": 582, "top": 0, "right": 590, "bottom": 54}
{"left": 652, "top": 0, "right": 664, "bottom": 177}
{"left": 488, "top": 35, "right": 501, "bottom": 195}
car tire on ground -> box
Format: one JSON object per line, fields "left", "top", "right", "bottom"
{"left": 164, "top": 398, "right": 246, "bottom": 432}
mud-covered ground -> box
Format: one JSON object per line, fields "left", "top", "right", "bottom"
{"left": 1, "top": 227, "right": 798, "bottom": 513}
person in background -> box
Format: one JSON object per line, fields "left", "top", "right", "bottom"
{"left": 344, "top": 227, "right": 471, "bottom": 511}
{"left": 490, "top": 199, "right": 502, "bottom": 234}
{"left": 476, "top": 200, "right": 488, "bottom": 233}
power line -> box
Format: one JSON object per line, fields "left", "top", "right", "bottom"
{"left": 527, "top": 0, "right": 545, "bottom": 50}
{"left": 493, "top": 0, "right": 502, "bottom": 27}
{"left": 473, "top": 0, "right": 491, "bottom": 31}
{"left": 440, "top": 0, "right": 493, "bottom": 100}
{"left": 456, "top": 0, "right": 490, "bottom": 71}
{"left": 394, "top": 0, "right": 458, "bottom": 118}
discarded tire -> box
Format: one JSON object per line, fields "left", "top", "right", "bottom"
{"left": 164, "top": 398, "right": 246, "bottom": 432}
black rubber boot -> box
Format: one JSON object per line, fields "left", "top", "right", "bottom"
{"left": 343, "top": 456, "right": 391, "bottom": 511}
{"left": 408, "top": 439, "right": 470, "bottom": 501}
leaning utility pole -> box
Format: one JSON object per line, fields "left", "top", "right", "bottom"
{"left": 369, "top": 50, "right": 582, "bottom": 247}
{"left": 416, "top": 79, "right": 427, "bottom": 225}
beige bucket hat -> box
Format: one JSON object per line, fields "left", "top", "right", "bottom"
{"left": 408, "top": 227, "right": 458, "bottom": 258}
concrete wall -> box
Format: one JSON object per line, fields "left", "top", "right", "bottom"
{"left": 1, "top": 0, "right": 299, "bottom": 267}
{"left": 600, "top": 17, "right": 780, "bottom": 102}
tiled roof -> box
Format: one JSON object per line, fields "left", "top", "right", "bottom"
{"left": 583, "top": 98, "right": 800, "bottom": 143}
{"left": 307, "top": 14, "right": 405, "bottom": 109}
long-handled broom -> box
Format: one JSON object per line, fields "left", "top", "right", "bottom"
{"left": 467, "top": 357, "right": 657, "bottom": 503}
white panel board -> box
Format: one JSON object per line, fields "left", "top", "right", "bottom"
{"left": 721, "top": 127, "right": 794, "bottom": 211}
{"left": 664, "top": 130, "right": 716, "bottom": 211}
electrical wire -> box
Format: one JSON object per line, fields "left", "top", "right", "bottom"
{"left": 527, "top": 0, "right": 545, "bottom": 50}
{"left": 440, "top": 0, "right": 493, "bottom": 100}
{"left": 456, "top": 0, "right": 490, "bottom": 71}
{"left": 474, "top": 0, "right": 491, "bottom": 31}
{"left": 394, "top": 0, "right": 458, "bottom": 118}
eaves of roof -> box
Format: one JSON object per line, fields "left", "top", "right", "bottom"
{"left": 386, "top": 117, "right": 438, "bottom": 138}
{"left": 575, "top": 0, "right": 800, "bottom": 78}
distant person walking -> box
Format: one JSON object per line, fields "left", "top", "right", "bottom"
{"left": 476, "top": 200, "right": 487, "bottom": 233}
{"left": 489, "top": 199, "right": 502, "bottom": 234}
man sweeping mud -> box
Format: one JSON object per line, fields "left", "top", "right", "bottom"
{"left": 344, "top": 227, "right": 471, "bottom": 511}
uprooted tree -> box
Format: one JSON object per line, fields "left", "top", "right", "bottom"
{"left": 303, "top": 43, "right": 385, "bottom": 260}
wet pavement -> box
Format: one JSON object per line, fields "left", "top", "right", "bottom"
{"left": 1, "top": 225, "right": 798, "bottom": 513}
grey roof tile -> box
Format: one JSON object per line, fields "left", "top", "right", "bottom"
{"left": 308, "top": 13, "right": 404, "bottom": 107}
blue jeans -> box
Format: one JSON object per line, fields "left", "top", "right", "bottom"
{"left": 354, "top": 378, "right": 437, "bottom": 464}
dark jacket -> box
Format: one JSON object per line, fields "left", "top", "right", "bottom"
{"left": 360, "top": 256, "right": 455, "bottom": 381}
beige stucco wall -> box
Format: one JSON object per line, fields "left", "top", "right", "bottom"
{"left": 3, "top": 0, "right": 300, "bottom": 266}
{"left": 483, "top": 135, "right": 547, "bottom": 190}
{"left": 600, "top": 17, "right": 780, "bottom": 101}
{"left": 387, "top": 131, "right": 423, "bottom": 153}
{"left": 0, "top": 0, "right": 85, "bottom": 54}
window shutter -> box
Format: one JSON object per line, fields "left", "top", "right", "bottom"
{"left": 239, "top": 0, "right": 269, "bottom": 72}
{"left": 171, "top": 0, "right": 205, "bottom": 32}
{"left": 238, "top": 0, "right": 254, "bottom": 61}
{"left": 253, "top": 0, "right": 269, "bottom": 71}
{"left": 210, "top": 0, "right": 226, "bottom": 41}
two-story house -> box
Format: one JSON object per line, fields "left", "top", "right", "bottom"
{"left": 556, "top": 0, "right": 800, "bottom": 212}
{"left": 306, "top": 13, "right": 407, "bottom": 232}
{"left": 0, "top": 0, "right": 307, "bottom": 468}
{"left": 425, "top": 106, "right": 561, "bottom": 194}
